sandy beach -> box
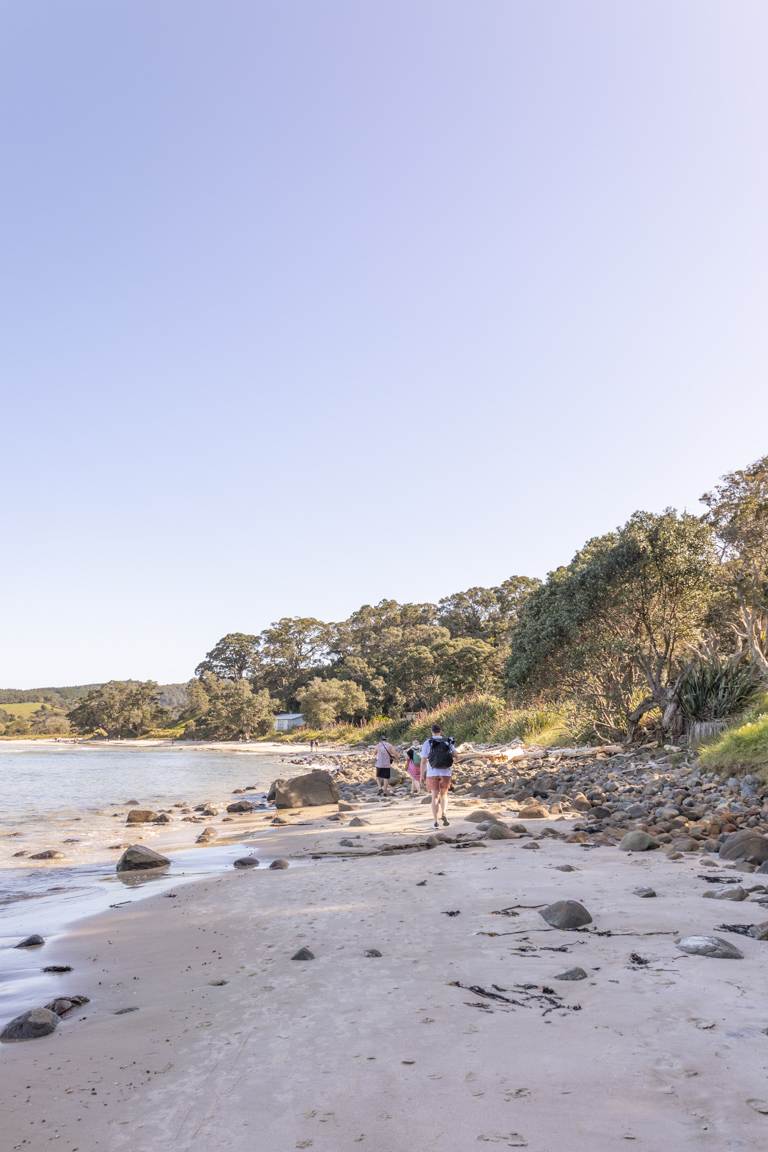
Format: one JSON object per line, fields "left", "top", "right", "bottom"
{"left": 3, "top": 788, "right": 768, "bottom": 1152}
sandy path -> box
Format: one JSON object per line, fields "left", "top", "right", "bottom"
{"left": 2, "top": 798, "right": 768, "bottom": 1151}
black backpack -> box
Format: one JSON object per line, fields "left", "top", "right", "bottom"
{"left": 428, "top": 737, "right": 454, "bottom": 769}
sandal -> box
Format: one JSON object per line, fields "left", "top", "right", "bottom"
{"left": 441, "top": 816, "right": 450, "bottom": 827}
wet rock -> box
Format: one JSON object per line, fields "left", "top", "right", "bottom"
{"left": 226, "top": 800, "right": 254, "bottom": 813}
{"left": 633, "top": 887, "right": 657, "bottom": 898}
{"left": 619, "top": 831, "right": 660, "bottom": 852}
{"left": 196, "top": 827, "right": 217, "bottom": 843}
{"left": 749, "top": 922, "right": 768, "bottom": 940}
{"left": 1, "top": 1008, "right": 59, "bottom": 1042}
{"left": 43, "top": 965, "right": 72, "bottom": 973}
{"left": 44, "top": 995, "right": 89, "bottom": 1016}
{"left": 676, "top": 935, "right": 744, "bottom": 959}
{"left": 269, "top": 858, "right": 289, "bottom": 870}
{"left": 540, "top": 900, "right": 592, "bottom": 930}
{"left": 233, "top": 856, "right": 259, "bottom": 868}
{"left": 291, "top": 947, "right": 315, "bottom": 960}
{"left": 554, "top": 966, "right": 588, "bottom": 981}
{"left": 116, "top": 845, "right": 170, "bottom": 872}
{"left": 719, "top": 830, "right": 768, "bottom": 866}
{"left": 125, "top": 810, "right": 159, "bottom": 825}
{"left": 28, "top": 849, "right": 64, "bottom": 860}
{"left": 15, "top": 934, "right": 44, "bottom": 948}
{"left": 348, "top": 817, "right": 369, "bottom": 827}
{"left": 268, "top": 770, "right": 339, "bottom": 809}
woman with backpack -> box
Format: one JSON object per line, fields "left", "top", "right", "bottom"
{"left": 374, "top": 738, "right": 398, "bottom": 796}
{"left": 420, "top": 723, "right": 455, "bottom": 828}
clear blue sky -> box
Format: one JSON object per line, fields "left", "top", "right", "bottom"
{"left": 1, "top": 1, "right": 766, "bottom": 687}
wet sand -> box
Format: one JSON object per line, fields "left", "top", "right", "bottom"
{"left": 2, "top": 796, "right": 768, "bottom": 1151}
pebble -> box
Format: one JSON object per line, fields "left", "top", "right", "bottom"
{"left": 291, "top": 947, "right": 315, "bottom": 960}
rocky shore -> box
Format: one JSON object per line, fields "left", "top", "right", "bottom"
{"left": 2, "top": 740, "right": 768, "bottom": 1151}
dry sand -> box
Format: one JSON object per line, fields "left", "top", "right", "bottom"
{"left": 2, "top": 797, "right": 768, "bottom": 1152}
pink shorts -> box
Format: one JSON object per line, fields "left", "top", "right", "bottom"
{"left": 406, "top": 762, "right": 421, "bottom": 781}
{"left": 426, "top": 775, "right": 451, "bottom": 793}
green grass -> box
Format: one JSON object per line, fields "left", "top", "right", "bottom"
{"left": 0, "top": 701, "right": 47, "bottom": 718}
{"left": 264, "top": 694, "right": 573, "bottom": 749}
{"left": 699, "top": 692, "right": 768, "bottom": 779}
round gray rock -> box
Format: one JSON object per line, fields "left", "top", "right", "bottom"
{"left": 233, "top": 856, "right": 259, "bottom": 868}
{"left": 1, "top": 1008, "right": 59, "bottom": 1042}
{"left": 269, "top": 858, "right": 289, "bottom": 870}
{"left": 116, "top": 845, "right": 170, "bottom": 872}
{"left": 540, "top": 900, "right": 593, "bottom": 930}
{"left": 677, "top": 935, "right": 744, "bottom": 959}
{"left": 15, "top": 934, "right": 44, "bottom": 948}
{"left": 620, "top": 831, "right": 660, "bottom": 852}
{"left": 554, "top": 966, "right": 588, "bottom": 981}
{"left": 719, "top": 831, "right": 768, "bottom": 866}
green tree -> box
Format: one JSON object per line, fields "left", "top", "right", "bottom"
{"left": 188, "top": 673, "right": 275, "bottom": 740}
{"left": 437, "top": 576, "right": 540, "bottom": 644}
{"left": 435, "top": 637, "right": 501, "bottom": 698}
{"left": 195, "top": 633, "right": 260, "bottom": 680}
{"left": 251, "top": 617, "right": 333, "bottom": 708}
{"left": 296, "top": 677, "right": 367, "bottom": 728}
{"left": 507, "top": 511, "right": 720, "bottom": 739}
{"left": 68, "top": 681, "right": 165, "bottom": 738}
{"left": 702, "top": 454, "right": 768, "bottom": 675}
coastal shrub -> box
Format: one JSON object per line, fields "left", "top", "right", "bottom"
{"left": 699, "top": 708, "right": 768, "bottom": 780}
{"left": 678, "top": 655, "right": 763, "bottom": 724}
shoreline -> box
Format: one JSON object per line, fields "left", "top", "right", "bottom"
{"left": 2, "top": 793, "right": 768, "bottom": 1150}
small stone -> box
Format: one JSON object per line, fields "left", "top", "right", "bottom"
{"left": 540, "top": 900, "right": 592, "bottom": 930}
{"left": 555, "top": 864, "right": 577, "bottom": 872}
{"left": 208, "top": 979, "right": 228, "bottom": 987}
{"left": 365, "top": 949, "right": 383, "bottom": 958}
{"left": 125, "top": 809, "right": 159, "bottom": 825}
{"left": 28, "top": 850, "right": 64, "bottom": 860}
{"left": 114, "top": 1006, "right": 139, "bottom": 1015}
{"left": 348, "top": 817, "right": 369, "bottom": 827}
{"left": 15, "top": 934, "right": 45, "bottom": 948}
{"left": 553, "top": 966, "right": 588, "bottom": 981}
{"left": 746, "top": 1099, "right": 768, "bottom": 1115}
{"left": 42, "top": 965, "right": 72, "bottom": 974}
{"left": 233, "top": 856, "right": 259, "bottom": 868}
{"left": 1, "top": 1008, "right": 59, "bottom": 1042}
{"left": 748, "top": 922, "right": 768, "bottom": 940}
{"left": 44, "top": 995, "right": 89, "bottom": 1016}
{"left": 269, "top": 858, "right": 289, "bottom": 870}
{"left": 291, "top": 947, "right": 315, "bottom": 960}
{"left": 633, "top": 887, "right": 657, "bottom": 898}
{"left": 676, "top": 935, "right": 744, "bottom": 959}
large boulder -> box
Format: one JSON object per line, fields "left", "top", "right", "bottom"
{"left": 1, "top": 1008, "right": 59, "bottom": 1042}
{"left": 267, "top": 770, "right": 339, "bottom": 809}
{"left": 677, "top": 935, "right": 744, "bottom": 959}
{"left": 116, "top": 845, "right": 170, "bottom": 872}
{"left": 540, "top": 900, "right": 592, "bottom": 930}
{"left": 719, "top": 830, "right": 768, "bottom": 866}
{"left": 619, "top": 831, "right": 660, "bottom": 852}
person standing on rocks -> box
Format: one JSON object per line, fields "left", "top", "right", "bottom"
{"left": 421, "top": 724, "right": 455, "bottom": 828}
{"left": 374, "top": 738, "right": 398, "bottom": 796}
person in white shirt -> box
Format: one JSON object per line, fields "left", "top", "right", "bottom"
{"left": 420, "top": 723, "right": 454, "bottom": 828}
{"left": 374, "top": 739, "right": 398, "bottom": 796}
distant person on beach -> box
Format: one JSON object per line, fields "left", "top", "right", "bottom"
{"left": 421, "top": 723, "right": 455, "bottom": 828}
{"left": 374, "top": 738, "right": 398, "bottom": 796}
{"left": 405, "top": 747, "right": 422, "bottom": 795}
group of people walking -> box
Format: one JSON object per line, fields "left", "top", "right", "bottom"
{"left": 374, "top": 724, "right": 454, "bottom": 829}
